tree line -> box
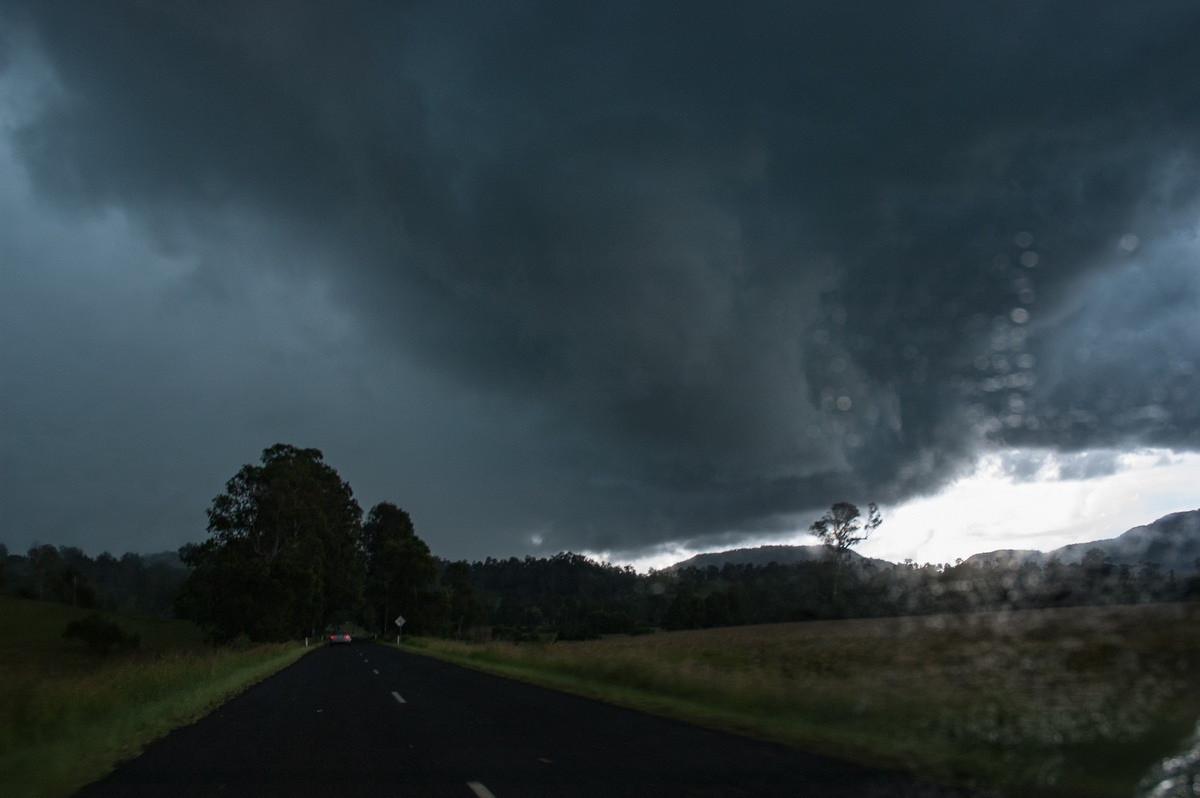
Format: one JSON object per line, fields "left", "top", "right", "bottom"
{"left": 1, "top": 543, "right": 185, "bottom": 617}
{"left": 172, "top": 444, "right": 476, "bottom": 642}
{"left": 5, "top": 444, "right": 1197, "bottom": 643}
{"left": 453, "top": 545, "right": 1199, "bottom": 641}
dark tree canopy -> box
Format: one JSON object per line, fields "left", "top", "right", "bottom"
{"left": 176, "top": 444, "right": 364, "bottom": 642}
{"left": 362, "top": 501, "right": 440, "bottom": 635}
{"left": 442, "top": 560, "right": 479, "bottom": 639}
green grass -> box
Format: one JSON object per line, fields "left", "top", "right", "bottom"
{"left": 403, "top": 603, "right": 1200, "bottom": 797}
{"left": 0, "top": 596, "right": 311, "bottom": 798}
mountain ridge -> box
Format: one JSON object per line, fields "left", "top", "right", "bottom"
{"left": 667, "top": 509, "right": 1200, "bottom": 574}
{"left": 668, "top": 544, "right": 891, "bottom": 572}
{"left": 965, "top": 509, "right": 1200, "bottom": 573}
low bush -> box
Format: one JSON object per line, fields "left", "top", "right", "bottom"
{"left": 62, "top": 614, "right": 140, "bottom": 655}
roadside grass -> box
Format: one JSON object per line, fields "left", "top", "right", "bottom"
{"left": 0, "top": 596, "right": 310, "bottom": 798}
{"left": 403, "top": 603, "right": 1200, "bottom": 797}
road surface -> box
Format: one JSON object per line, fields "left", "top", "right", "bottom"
{"left": 77, "top": 642, "right": 980, "bottom": 797}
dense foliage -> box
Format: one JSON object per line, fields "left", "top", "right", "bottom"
{"left": 467, "top": 553, "right": 645, "bottom": 640}
{"left": 362, "top": 502, "right": 445, "bottom": 636}
{"left": 5, "top": 445, "right": 1197, "bottom": 644}
{"left": 175, "top": 445, "right": 365, "bottom": 641}
{"left": 1, "top": 544, "right": 185, "bottom": 617}
{"left": 172, "top": 444, "right": 477, "bottom": 642}
{"left": 462, "top": 549, "right": 1199, "bottom": 640}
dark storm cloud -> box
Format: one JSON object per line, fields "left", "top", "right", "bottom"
{"left": 3, "top": 1, "right": 1199, "bottom": 559}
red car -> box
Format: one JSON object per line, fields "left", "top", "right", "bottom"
{"left": 327, "top": 633, "right": 352, "bottom": 645}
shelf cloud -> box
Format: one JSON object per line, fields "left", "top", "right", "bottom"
{"left": 2, "top": 2, "right": 1198, "bottom": 561}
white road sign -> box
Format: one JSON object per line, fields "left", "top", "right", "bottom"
{"left": 394, "top": 615, "right": 406, "bottom": 628}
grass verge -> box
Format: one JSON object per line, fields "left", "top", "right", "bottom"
{"left": 401, "top": 603, "right": 1200, "bottom": 797}
{"left": 0, "top": 596, "right": 311, "bottom": 798}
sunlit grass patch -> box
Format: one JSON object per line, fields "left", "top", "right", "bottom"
{"left": 406, "top": 603, "right": 1200, "bottom": 796}
{"left": 0, "top": 596, "right": 309, "bottom": 798}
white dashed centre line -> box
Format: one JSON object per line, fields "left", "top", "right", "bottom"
{"left": 391, "top": 691, "right": 406, "bottom": 704}
{"left": 467, "top": 782, "right": 496, "bottom": 798}
{"left": 373, "top": 669, "right": 380, "bottom": 675}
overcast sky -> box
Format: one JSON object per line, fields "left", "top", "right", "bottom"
{"left": 2, "top": 1, "right": 1198, "bottom": 567}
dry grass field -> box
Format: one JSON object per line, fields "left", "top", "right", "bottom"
{"left": 410, "top": 602, "right": 1200, "bottom": 797}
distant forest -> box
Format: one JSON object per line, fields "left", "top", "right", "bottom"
{"left": 4, "top": 444, "right": 1196, "bottom": 643}
{"left": 1, "top": 543, "right": 185, "bottom": 618}
{"left": 462, "top": 548, "right": 1200, "bottom": 641}
{"left": 4, "top": 539, "right": 1198, "bottom": 643}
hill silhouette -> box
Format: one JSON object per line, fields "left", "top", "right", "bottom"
{"left": 667, "top": 509, "right": 1200, "bottom": 574}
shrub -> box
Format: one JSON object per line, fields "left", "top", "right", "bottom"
{"left": 62, "top": 614, "right": 141, "bottom": 655}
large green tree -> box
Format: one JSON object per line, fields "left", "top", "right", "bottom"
{"left": 176, "top": 444, "right": 364, "bottom": 642}
{"left": 362, "top": 502, "right": 439, "bottom": 635}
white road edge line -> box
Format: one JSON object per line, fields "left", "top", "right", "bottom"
{"left": 467, "top": 782, "right": 496, "bottom": 798}
{"left": 391, "top": 691, "right": 406, "bottom": 704}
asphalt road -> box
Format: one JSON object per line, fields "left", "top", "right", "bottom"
{"left": 76, "top": 642, "right": 981, "bottom": 797}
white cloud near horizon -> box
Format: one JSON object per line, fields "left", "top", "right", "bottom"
{"left": 861, "top": 448, "right": 1200, "bottom": 566}
{"left": 612, "top": 448, "right": 1200, "bottom": 572}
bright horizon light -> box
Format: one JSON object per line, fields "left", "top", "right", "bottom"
{"left": 605, "top": 447, "right": 1200, "bottom": 573}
